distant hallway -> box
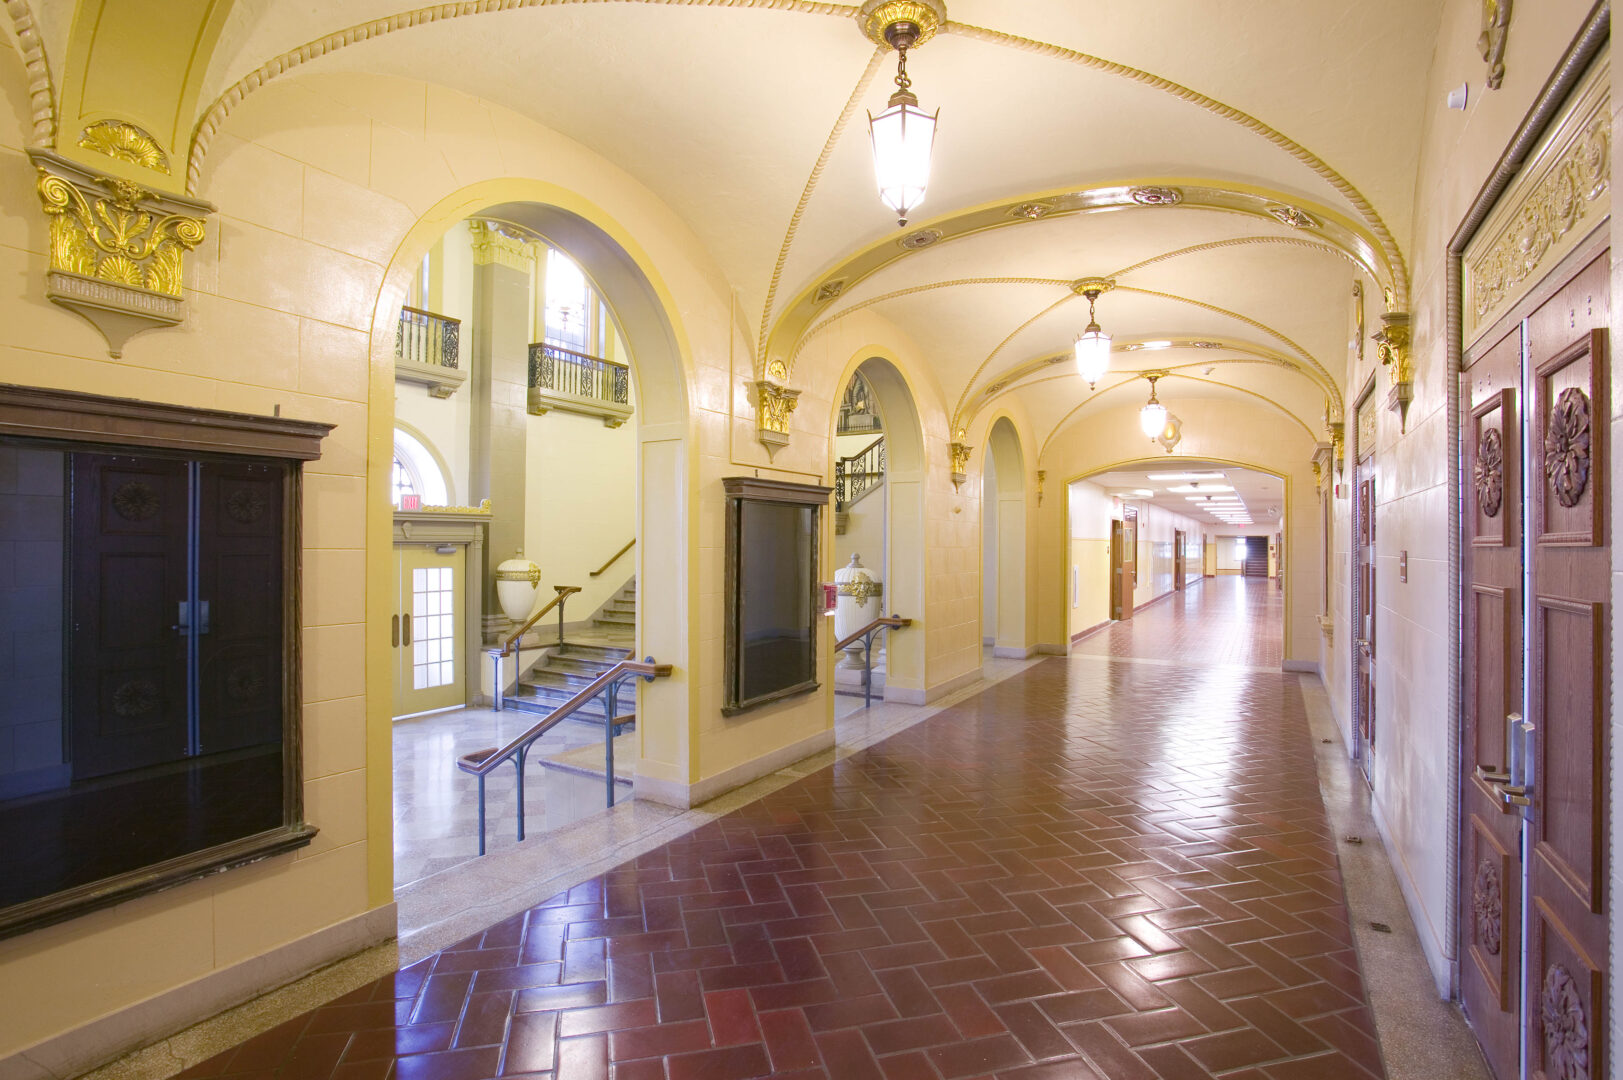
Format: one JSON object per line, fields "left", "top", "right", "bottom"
{"left": 180, "top": 574, "right": 1405, "bottom": 1080}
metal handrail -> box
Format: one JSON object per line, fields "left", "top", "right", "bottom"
{"left": 590, "top": 538, "right": 635, "bottom": 578}
{"left": 499, "top": 585, "right": 580, "bottom": 657}
{"left": 457, "top": 657, "right": 673, "bottom": 853}
{"left": 401, "top": 304, "right": 460, "bottom": 324}
{"left": 835, "top": 615, "right": 911, "bottom": 709}
{"left": 837, "top": 436, "right": 885, "bottom": 470}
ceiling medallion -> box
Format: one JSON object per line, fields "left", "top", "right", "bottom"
{"left": 1070, "top": 277, "right": 1116, "bottom": 297}
{"left": 898, "top": 228, "right": 942, "bottom": 250}
{"left": 858, "top": 0, "right": 945, "bottom": 48}
{"left": 815, "top": 279, "right": 847, "bottom": 303}
{"left": 1192, "top": 340, "right": 1222, "bottom": 349}
{"left": 1009, "top": 202, "right": 1055, "bottom": 220}
{"left": 1268, "top": 205, "right": 1320, "bottom": 229}
{"left": 985, "top": 383, "right": 1004, "bottom": 395}
{"left": 1130, "top": 186, "right": 1183, "bottom": 207}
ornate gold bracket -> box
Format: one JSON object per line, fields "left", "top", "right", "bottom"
{"left": 1374, "top": 311, "right": 1413, "bottom": 432}
{"left": 1311, "top": 441, "right": 1334, "bottom": 495}
{"left": 1035, "top": 469, "right": 1045, "bottom": 506}
{"left": 30, "top": 149, "right": 212, "bottom": 358}
{"left": 752, "top": 371, "right": 800, "bottom": 460}
{"left": 1479, "top": 0, "right": 1511, "bottom": 90}
{"left": 948, "top": 440, "right": 972, "bottom": 491}
{"left": 1328, "top": 422, "right": 1345, "bottom": 478}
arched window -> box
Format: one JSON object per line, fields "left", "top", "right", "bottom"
{"left": 393, "top": 429, "right": 449, "bottom": 507}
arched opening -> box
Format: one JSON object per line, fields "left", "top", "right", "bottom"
{"left": 1063, "top": 457, "right": 1287, "bottom": 662}
{"left": 392, "top": 426, "right": 450, "bottom": 508}
{"left": 982, "top": 418, "right": 1028, "bottom": 658}
{"left": 828, "top": 355, "right": 926, "bottom": 706}
{"left": 373, "top": 188, "right": 691, "bottom": 902}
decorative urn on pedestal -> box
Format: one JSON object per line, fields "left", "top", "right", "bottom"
{"left": 834, "top": 553, "right": 883, "bottom": 669}
{"left": 494, "top": 549, "right": 542, "bottom": 624}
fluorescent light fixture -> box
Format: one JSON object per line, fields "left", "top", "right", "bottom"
{"left": 1167, "top": 484, "right": 1234, "bottom": 494}
{"left": 1132, "top": 489, "right": 1155, "bottom": 497}
{"left": 1148, "top": 471, "right": 1226, "bottom": 481}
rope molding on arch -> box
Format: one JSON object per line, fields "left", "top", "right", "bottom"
{"left": 755, "top": 45, "right": 888, "bottom": 375}
{"left": 942, "top": 18, "right": 1410, "bottom": 306}
{"left": 2, "top": 0, "right": 54, "bottom": 146}
{"left": 184, "top": 0, "right": 864, "bottom": 194}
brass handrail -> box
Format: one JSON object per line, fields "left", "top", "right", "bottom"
{"left": 400, "top": 304, "right": 460, "bottom": 325}
{"left": 499, "top": 584, "right": 580, "bottom": 656}
{"left": 459, "top": 659, "right": 671, "bottom": 778}
{"left": 837, "top": 435, "right": 885, "bottom": 469}
{"left": 457, "top": 657, "right": 673, "bottom": 853}
{"left": 590, "top": 538, "right": 636, "bottom": 578}
{"left": 836, "top": 615, "right": 911, "bottom": 652}
{"left": 533, "top": 341, "right": 627, "bottom": 372}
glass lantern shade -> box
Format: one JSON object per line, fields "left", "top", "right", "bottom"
{"left": 1139, "top": 400, "right": 1168, "bottom": 439}
{"left": 1074, "top": 325, "right": 1111, "bottom": 387}
{"left": 869, "top": 98, "right": 938, "bottom": 225}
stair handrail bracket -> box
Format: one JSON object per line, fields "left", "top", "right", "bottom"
{"left": 457, "top": 657, "right": 673, "bottom": 854}
{"left": 834, "top": 614, "right": 911, "bottom": 709}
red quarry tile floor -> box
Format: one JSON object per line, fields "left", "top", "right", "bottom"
{"left": 180, "top": 579, "right": 1380, "bottom": 1079}
{"left": 1072, "top": 575, "right": 1285, "bottom": 669}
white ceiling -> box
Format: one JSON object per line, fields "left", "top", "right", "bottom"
{"left": 180, "top": 0, "right": 1447, "bottom": 452}
{"left": 1084, "top": 460, "right": 1284, "bottom": 530}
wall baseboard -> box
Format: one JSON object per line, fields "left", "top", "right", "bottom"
{"left": 1070, "top": 619, "right": 1111, "bottom": 643}
{"left": 633, "top": 727, "right": 835, "bottom": 810}
{"left": 5, "top": 903, "right": 397, "bottom": 1080}
{"left": 991, "top": 644, "right": 1038, "bottom": 660}
{"left": 1035, "top": 643, "right": 1068, "bottom": 656}
{"left": 1282, "top": 660, "right": 1320, "bottom": 675}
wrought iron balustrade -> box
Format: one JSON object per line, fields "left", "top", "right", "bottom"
{"left": 527, "top": 342, "right": 633, "bottom": 426}
{"left": 396, "top": 306, "right": 460, "bottom": 369}
{"left": 835, "top": 436, "right": 886, "bottom": 512}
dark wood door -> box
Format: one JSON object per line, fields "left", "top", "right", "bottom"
{"left": 69, "top": 454, "right": 190, "bottom": 780}
{"left": 1460, "top": 326, "right": 1524, "bottom": 1079}
{"left": 197, "top": 461, "right": 285, "bottom": 755}
{"left": 1109, "top": 520, "right": 1125, "bottom": 620}
{"left": 1174, "top": 530, "right": 1185, "bottom": 588}
{"left": 1526, "top": 253, "right": 1608, "bottom": 1080}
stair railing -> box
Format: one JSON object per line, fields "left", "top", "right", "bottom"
{"left": 487, "top": 585, "right": 580, "bottom": 711}
{"left": 457, "top": 657, "right": 673, "bottom": 854}
{"left": 590, "top": 538, "right": 635, "bottom": 578}
{"left": 834, "top": 436, "right": 886, "bottom": 512}
{"left": 835, "top": 614, "right": 911, "bottom": 708}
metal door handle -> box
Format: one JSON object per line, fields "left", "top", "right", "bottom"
{"left": 1475, "top": 765, "right": 1510, "bottom": 784}
{"left": 392, "top": 614, "right": 400, "bottom": 647}
{"left": 403, "top": 613, "right": 412, "bottom": 647}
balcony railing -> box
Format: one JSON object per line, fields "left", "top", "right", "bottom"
{"left": 395, "top": 306, "right": 467, "bottom": 398}
{"left": 528, "top": 342, "right": 633, "bottom": 428}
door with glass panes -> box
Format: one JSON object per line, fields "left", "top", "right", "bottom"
{"left": 393, "top": 545, "right": 465, "bottom": 716}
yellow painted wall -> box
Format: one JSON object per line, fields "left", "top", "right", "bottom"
{"left": 1066, "top": 478, "right": 1111, "bottom": 638}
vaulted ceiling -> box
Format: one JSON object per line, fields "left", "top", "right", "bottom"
{"left": 18, "top": 0, "right": 1447, "bottom": 455}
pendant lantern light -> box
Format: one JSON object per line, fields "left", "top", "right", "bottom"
{"left": 1073, "top": 285, "right": 1111, "bottom": 388}
{"left": 864, "top": 3, "right": 942, "bottom": 227}
{"left": 1139, "top": 373, "right": 1168, "bottom": 440}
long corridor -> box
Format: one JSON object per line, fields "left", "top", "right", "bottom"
{"left": 180, "top": 579, "right": 1429, "bottom": 1080}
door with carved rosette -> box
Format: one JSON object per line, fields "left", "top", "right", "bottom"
{"left": 1525, "top": 253, "right": 1608, "bottom": 1080}
{"left": 1460, "top": 323, "right": 1524, "bottom": 1080}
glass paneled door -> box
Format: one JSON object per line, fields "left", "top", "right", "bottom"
{"left": 393, "top": 545, "right": 465, "bottom": 717}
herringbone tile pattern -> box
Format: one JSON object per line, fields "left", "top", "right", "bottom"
{"left": 179, "top": 582, "right": 1379, "bottom": 1079}
{"left": 1073, "top": 576, "right": 1285, "bottom": 669}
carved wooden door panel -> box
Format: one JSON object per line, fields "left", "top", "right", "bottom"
{"left": 1526, "top": 252, "right": 1608, "bottom": 1080}
{"left": 1460, "top": 326, "right": 1524, "bottom": 1080}
{"left": 197, "top": 461, "right": 285, "bottom": 755}
{"left": 69, "top": 454, "right": 190, "bottom": 780}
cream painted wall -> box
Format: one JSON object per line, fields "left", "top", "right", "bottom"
{"left": 1066, "top": 479, "right": 1111, "bottom": 638}
{"left": 522, "top": 408, "right": 638, "bottom": 621}
{"left": 1118, "top": 500, "right": 1206, "bottom": 608}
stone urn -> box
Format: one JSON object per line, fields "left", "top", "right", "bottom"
{"left": 494, "top": 549, "right": 541, "bottom": 624}
{"left": 834, "top": 553, "right": 882, "bottom": 669}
